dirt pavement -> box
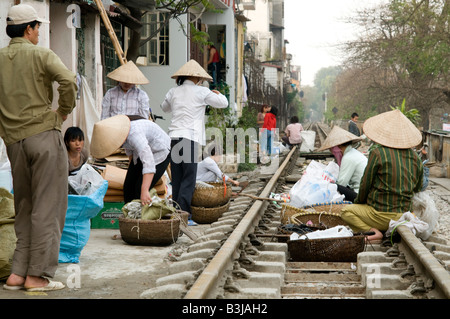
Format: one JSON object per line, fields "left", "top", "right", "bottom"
{"left": 0, "top": 225, "right": 209, "bottom": 299}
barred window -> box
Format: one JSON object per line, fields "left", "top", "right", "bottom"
{"left": 139, "top": 12, "right": 169, "bottom": 65}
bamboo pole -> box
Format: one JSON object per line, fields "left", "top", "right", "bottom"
{"left": 93, "top": 0, "right": 126, "bottom": 65}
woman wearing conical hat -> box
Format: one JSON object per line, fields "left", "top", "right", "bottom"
{"left": 340, "top": 109, "right": 424, "bottom": 242}
{"left": 101, "top": 61, "right": 151, "bottom": 120}
{"left": 318, "top": 126, "right": 367, "bottom": 202}
{"left": 161, "top": 59, "right": 228, "bottom": 215}
{"left": 90, "top": 115, "right": 171, "bottom": 205}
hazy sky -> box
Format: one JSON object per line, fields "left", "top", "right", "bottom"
{"left": 284, "top": 0, "right": 385, "bottom": 86}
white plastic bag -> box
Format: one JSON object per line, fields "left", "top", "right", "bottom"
{"left": 68, "top": 164, "right": 105, "bottom": 196}
{"left": 299, "top": 131, "right": 316, "bottom": 152}
{"left": 289, "top": 160, "right": 343, "bottom": 207}
{"left": 0, "top": 138, "right": 12, "bottom": 192}
{"left": 411, "top": 191, "right": 440, "bottom": 240}
{"left": 322, "top": 161, "right": 340, "bottom": 183}
{"left": 386, "top": 212, "right": 429, "bottom": 240}
{"left": 290, "top": 225, "right": 353, "bottom": 241}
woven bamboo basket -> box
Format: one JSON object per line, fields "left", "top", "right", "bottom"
{"left": 287, "top": 235, "right": 366, "bottom": 262}
{"left": 302, "top": 201, "right": 352, "bottom": 214}
{"left": 280, "top": 201, "right": 351, "bottom": 226}
{"left": 191, "top": 200, "right": 230, "bottom": 224}
{"left": 119, "top": 211, "right": 188, "bottom": 246}
{"left": 191, "top": 182, "right": 232, "bottom": 208}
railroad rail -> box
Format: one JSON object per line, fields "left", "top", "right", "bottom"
{"left": 144, "top": 123, "right": 450, "bottom": 300}
{"left": 184, "top": 146, "right": 299, "bottom": 299}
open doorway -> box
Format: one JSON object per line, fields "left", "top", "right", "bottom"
{"left": 205, "top": 25, "right": 225, "bottom": 89}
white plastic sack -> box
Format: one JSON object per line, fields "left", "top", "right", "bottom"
{"left": 289, "top": 160, "right": 343, "bottom": 207}
{"left": 300, "top": 131, "right": 316, "bottom": 152}
{"left": 68, "top": 164, "right": 105, "bottom": 196}
{"left": 411, "top": 191, "right": 440, "bottom": 240}
{"left": 290, "top": 225, "right": 353, "bottom": 241}
{"left": 386, "top": 212, "right": 429, "bottom": 240}
{"left": 0, "top": 138, "right": 12, "bottom": 192}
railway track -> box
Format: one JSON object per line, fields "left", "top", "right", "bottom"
{"left": 143, "top": 123, "right": 450, "bottom": 300}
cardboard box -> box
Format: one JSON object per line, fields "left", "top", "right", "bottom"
{"left": 90, "top": 202, "right": 124, "bottom": 229}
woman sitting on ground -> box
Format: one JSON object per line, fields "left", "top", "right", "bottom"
{"left": 318, "top": 126, "right": 367, "bottom": 202}
{"left": 196, "top": 144, "right": 240, "bottom": 187}
{"left": 64, "top": 127, "right": 89, "bottom": 175}
{"left": 282, "top": 116, "right": 303, "bottom": 148}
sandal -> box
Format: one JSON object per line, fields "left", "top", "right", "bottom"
{"left": 26, "top": 279, "right": 65, "bottom": 292}
{"left": 3, "top": 284, "right": 25, "bottom": 291}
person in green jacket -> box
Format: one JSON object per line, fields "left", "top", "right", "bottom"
{"left": 0, "top": 4, "right": 77, "bottom": 292}
{"left": 341, "top": 110, "right": 423, "bottom": 242}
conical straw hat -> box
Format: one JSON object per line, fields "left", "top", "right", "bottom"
{"left": 107, "top": 61, "right": 149, "bottom": 84}
{"left": 171, "top": 59, "right": 213, "bottom": 81}
{"left": 90, "top": 115, "right": 131, "bottom": 159}
{"left": 318, "top": 125, "right": 363, "bottom": 151}
{"left": 363, "top": 109, "right": 422, "bottom": 149}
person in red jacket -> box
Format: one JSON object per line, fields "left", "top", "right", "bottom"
{"left": 261, "top": 106, "right": 277, "bottom": 156}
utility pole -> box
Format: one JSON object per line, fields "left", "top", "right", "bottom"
{"left": 323, "top": 92, "right": 327, "bottom": 123}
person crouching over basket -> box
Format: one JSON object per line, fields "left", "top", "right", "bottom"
{"left": 90, "top": 115, "right": 171, "bottom": 206}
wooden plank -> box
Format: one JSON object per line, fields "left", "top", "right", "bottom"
{"left": 281, "top": 285, "right": 366, "bottom": 296}
{"left": 285, "top": 273, "right": 360, "bottom": 283}
{"left": 287, "top": 262, "right": 357, "bottom": 272}
{"left": 93, "top": 0, "right": 126, "bottom": 65}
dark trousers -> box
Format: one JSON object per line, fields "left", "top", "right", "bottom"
{"left": 123, "top": 154, "right": 171, "bottom": 203}
{"left": 337, "top": 184, "right": 358, "bottom": 203}
{"left": 282, "top": 135, "right": 302, "bottom": 148}
{"left": 170, "top": 138, "right": 199, "bottom": 214}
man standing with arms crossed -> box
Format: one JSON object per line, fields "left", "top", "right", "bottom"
{"left": 1, "top": 4, "right": 77, "bottom": 291}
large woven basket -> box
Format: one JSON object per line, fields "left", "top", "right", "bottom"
{"left": 280, "top": 201, "right": 351, "bottom": 226}
{"left": 301, "top": 201, "right": 352, "bottom": 214}
{"left": 119, "top": 211, "right": 188, "bottom": 246}
{"left": 191, "top": 200, "right": 230, "bottom": 224}
{"left": 287, "top": 235, "right": 366, "bottom": 262}
{"left": 191, "top": 182, "right": 232, "bottom": 208}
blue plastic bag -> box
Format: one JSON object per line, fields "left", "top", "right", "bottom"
{"left": 59, "top": 180, "right": 108, "bottom": 263}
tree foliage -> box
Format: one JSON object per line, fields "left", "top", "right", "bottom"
{"left": 334, "top": 0, "right": 450, "bottom": 129}
{"left": 390, "top": 98, "right": 421, "bottom": 125}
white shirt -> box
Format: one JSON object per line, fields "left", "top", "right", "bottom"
{"left": 160, "top": 80, "right": 228, "bottom": 145}
{"left": 101, "top": 85, "right": 150, "bottom": 120}
{"left": 196, "top": 157, "right": 229, "bottom": 182}
{"left": 337, "top": 146, "right": 368, "bottom": 192}
{"left": 122, "top": 120, "right": 171, "bottom": 175}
